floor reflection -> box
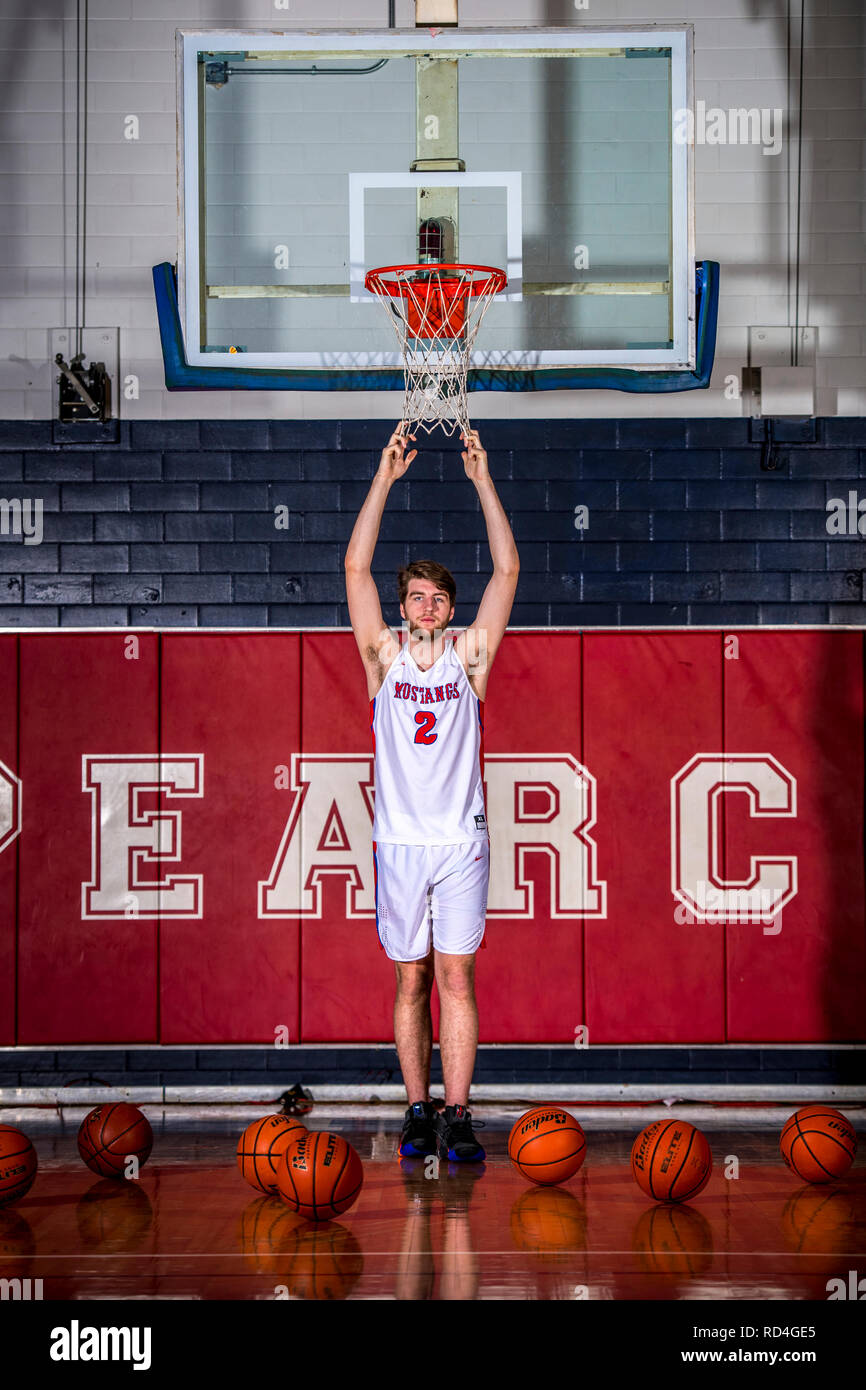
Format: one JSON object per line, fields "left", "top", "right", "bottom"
{"left": 0, "top": 1106, "right": 862, "bottom": 1300}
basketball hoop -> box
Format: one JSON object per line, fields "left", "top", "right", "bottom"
{"left": 364, "top": 263, "right": 506, "bottom": 436}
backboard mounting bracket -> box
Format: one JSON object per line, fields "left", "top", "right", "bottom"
{"left": 415, "top": 1, "right": 459, "bottom": 27}
{"left": 411, "top": 159, "right": 466, "bottom": 172}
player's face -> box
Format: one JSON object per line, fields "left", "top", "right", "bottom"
{"left": 401, "top": 581, "right": 454, "bottom": 634}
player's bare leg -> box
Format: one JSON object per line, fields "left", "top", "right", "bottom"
{"left": 440, "top": 1202, "right": 480, "bottom": 1300}
{"left": 394, "top": 953, "right": 435, "bottom": 1104}
{"left": 434, "top": 951, "right": 478, "bottom": 1108}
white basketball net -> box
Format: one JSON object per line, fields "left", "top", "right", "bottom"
{"left": 366, "top": 265, "right": 505, "bottom": 437}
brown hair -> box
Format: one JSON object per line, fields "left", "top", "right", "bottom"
{"left": 397, "top": 559, "right": 456, "bottom": 610}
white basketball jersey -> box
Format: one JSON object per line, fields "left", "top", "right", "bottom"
{"left": 370, "top": 636, "right": 488, "bottom": 845}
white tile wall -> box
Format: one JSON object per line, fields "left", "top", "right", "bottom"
{"left": 0, "top": 0, "right": 862, "bottom": 419}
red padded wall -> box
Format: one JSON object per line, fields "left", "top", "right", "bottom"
{"left": 722, "top": 631, "right": 866, "bottom": 1040}
{"left": 16, "top": 634, "right": 160, "bottom": 1043}
{"left": 583, "top": 633, "right": 726, "bottom": 1042}
{"left": 0, "top": 636, "right": 18, "bottom": 1044}
{"left": 299, "top": 631, "right": 395, "bottom": 1042}
{"left": 3, "top": 630, "right": 865, "bottom": 1044}
{"left": 478, "top": 632, "right": 585, "bottom": 1041}
{"left": 159, "top": 634, "right": 302, "bottom": 1043}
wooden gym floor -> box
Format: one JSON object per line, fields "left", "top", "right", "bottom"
{"left": 2, "top": 1105, "right": 863, "bottom": 1301}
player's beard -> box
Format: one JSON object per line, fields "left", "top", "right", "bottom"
{"left": 406, "top": 615, "right": 450, "bottom": 654}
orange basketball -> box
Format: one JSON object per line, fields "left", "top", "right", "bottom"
{"left": 76, "top": 1179, "right": 153, "bottom": 1250}
{"left": 632, "top": 1202, "right": 714, "bottom": 1278}
{"left": 782, "top": 1185, "right": 858, "bottom": 1270}
{"left": 0, "top": 1125, "right": 37, "bottom": 1207}
{"left": 507, "top": 1105, "right": 554, "bottom": 1151}
{"left": 0, "top": 1209, "right": 36, "bottom": 1264}
{"left": 237, "top": 1114, "right": 306, "bottom": 1195}
{"left": 508, "top": 1107, "right": 586, "bottom": 1185}
{"left": 779, "top": 1106, "right": 856, "bottom": 1184}
{"left": 509, "top": 1185, "right": 586, "bottom": 1258}
{"left": 237, "top": 1195, "right": 307, "bottom": 1274}
{"left": 631, "top": 1120, "right": 712, "bottom": 1203}
{"left": 282, "top": 1221, "right": 364, "bottom": 1299}
{"left": 276, "top": 1131, "right": 363, "bottom": 1221}
{"left": 77, "top": 1104, "right": 153, "bottom": 1179}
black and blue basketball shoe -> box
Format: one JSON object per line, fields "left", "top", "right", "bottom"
{"left": 399, "top": 1101, "right": 438, "bottom": 1157}
{"left": 434, "top": 1104, "right": 486, "bottom": 1162}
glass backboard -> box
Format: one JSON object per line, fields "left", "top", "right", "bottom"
{"left": 172, "top": 27, "right": 700, "bottom": 385}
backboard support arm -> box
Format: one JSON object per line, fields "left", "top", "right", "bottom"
{"left": 415, "top": 1, "right": 459, "bottom": 26}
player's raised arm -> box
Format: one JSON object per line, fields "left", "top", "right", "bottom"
{"left": 344, "top": 422, "right": 417, "bottom": 572}
{"left": 455, "top": 428, "right": 519, "bottom": 695}
{"left": 344, "top": 423, "right": 417, "bottom": 689}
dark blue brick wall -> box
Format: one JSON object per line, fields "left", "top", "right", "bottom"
{"left": 1, "top": 418, "right": 865, "bottom": 627}
{"left": 0, "top": 1046, "right": 861, "bottom": 1087}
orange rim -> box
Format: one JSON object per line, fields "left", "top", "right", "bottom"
{"left": 364, "top": 263, "right": 507, "bottom": 300}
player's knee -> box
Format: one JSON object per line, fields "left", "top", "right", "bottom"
{"left": 435, "top": 958, "right": 476, "bottom": 1000}
{"left": 394, "top": 958, "right": 434, "bottom": 1001}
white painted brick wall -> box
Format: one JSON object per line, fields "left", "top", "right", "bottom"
{"left": 0, "top": 0, "right": 862, "bottom": 420}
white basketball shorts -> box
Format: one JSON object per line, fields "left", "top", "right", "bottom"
{"left": 372, "top": 839, "right": 489, "bottom": 962}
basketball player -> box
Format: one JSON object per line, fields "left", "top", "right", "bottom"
{"left": 344, "top": 423, "right": 519, "bottom": 1162}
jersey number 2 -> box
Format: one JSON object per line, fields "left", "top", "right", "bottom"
{"left": 414, "top": 711, "right": 438, "bottom": 744}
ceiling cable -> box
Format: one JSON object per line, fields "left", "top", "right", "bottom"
{"left": 74, "top": 0, "right": 89, "bottom": 358}
{"left": 792, "top": 0, "right": 805, "bottom": 367}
